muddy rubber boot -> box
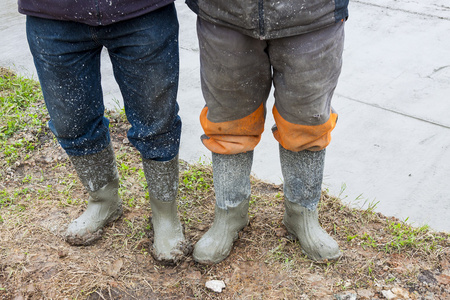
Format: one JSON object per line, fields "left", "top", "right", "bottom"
{"left": 193, "top": 151, "right": 252, "bottom": 264}
{"left": 65, "top": 144, "right": 123, "bottom": 246}
{"left": 142, "top": 155, "right": 189, "bottom": 265}
{"left": 280, "top": 145, "right": 341, "bottom": 261}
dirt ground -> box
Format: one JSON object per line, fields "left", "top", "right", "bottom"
{"left": 1, "top": 71, "right": 449, "bottom": 299}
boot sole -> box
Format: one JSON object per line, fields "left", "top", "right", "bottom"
{"left": 65, "top": 205, "right": 123, "bottom": 246}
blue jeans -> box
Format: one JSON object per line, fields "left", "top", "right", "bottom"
{"left": 26, "top": 4, "right": 181, "bottom": 161}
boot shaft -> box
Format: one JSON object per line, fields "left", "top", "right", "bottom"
{"left": 65, "top": 143, "right": 122, "bottom": 245}
{"left": 141, "top": 155, "right": 189, "bottom": 264}
{"left": 279, "top": 145, "right": 325, "bottom": 210}
{"left": 212, "top": 151, "right": 253, "bottom": 209}
{"left": 142, "top": 155, "right": 179, "bottom": 202}
{"left": 69, "top": 143, "right": 119, "bottom": 193}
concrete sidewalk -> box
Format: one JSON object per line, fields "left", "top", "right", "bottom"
{"left": 1, "top": 0, "right": 449, "bottom": 232}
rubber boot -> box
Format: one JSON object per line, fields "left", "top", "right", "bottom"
{"left": 65, "top": 144, "right": 123, "bottom": 246}
{"left": 280, "top": 145, "right": 341, "bottom": 261}
{"left": 193, "top": 151, "right": 252, "bottom": 264}
{"left": 142, "top": 155, "right": 189, "bottom": 264}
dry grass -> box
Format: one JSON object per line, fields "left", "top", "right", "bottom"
{"left": 1, "top": 68, "right": 449, "bottom": 299}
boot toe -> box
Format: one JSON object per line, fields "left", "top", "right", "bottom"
{"left": 64, "top": 205, "right": 122, "bottom": 246}
{"left": 65, "top": 222, "right": 103, "bottom": 246}
{"left": 301, "top": 238, "right": 341, "bottom": 261}
{"left": 152, "top": 237, "right": 191, "bottom": 265}
{"left": 151, "top": 217, "right": 190, "bottom": 264}
{"left": 283, "top": 215, "right": 341, "bottom": 261}
{"left": 193, "top": 243, "right": 226, "bottom": 265}
{"left": 193, "top": 231, "right": 235, "bottom": 265}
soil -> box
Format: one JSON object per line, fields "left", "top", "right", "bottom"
{"left": 0, "top": 70, "right": 449, "bottom": 299}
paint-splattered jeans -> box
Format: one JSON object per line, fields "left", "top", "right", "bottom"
{"left": 26, "top": 4, "right": 181, "bottom": 161}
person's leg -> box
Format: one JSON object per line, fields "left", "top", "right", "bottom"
{"left": 193, "top": 18, "right": 271, "bottom": 264}
{"left": 193, "top": 151, "right": 253, "bottom": 264}
{"left": 269, "top": 21, "right": 344, "bottom": 152}
{"left": 65, "top": 144, "right": 122, "bottom": 245}
{"left": 141, "top": 154, "right": 189, "bottom": 264}
{"left": 280, "top": 146, "right": 341, "bottom": 261}
{"left": 102, "top": 3, "right": 181, "bottom": 162}
{"left": 26, "top": 16, "right": 121, "bottom": 245}
{"left": 197, "top": 18, "right": 271, "bottom": 155}
{"left": 269, "top": 22, "right": 345, "bottom": 261}
{"left": 99, "top": 4, "right": 187, "bottom": 263}
{"left": 26, "top": 17, "right": 109, "bottom": 156}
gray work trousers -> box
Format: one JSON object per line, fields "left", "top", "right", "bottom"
{"left": 197, "top": 18, "right": 345, "bottom": 154}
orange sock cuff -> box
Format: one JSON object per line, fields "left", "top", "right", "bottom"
{"left": 200, "top": 104, "right": 265, "bottom": 154}
{"left": 272, "top": 106, "right": 337, "bottom": 152}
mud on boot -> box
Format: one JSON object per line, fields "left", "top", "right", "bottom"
{"left": 193, "top": 199, "right": 249, "bottom": 264}
{"left": 193, "top": 151, "right": 253, "bottom": 264}
{"left": 65, "top": 144, "right": 123, "bottom": 246}
{"left": 143, "top": 155, "right": 191, "bottom": 265}
{"left": 148, "top": 198, "right": 192, "bottom": 265}
{"left": 283, "top": 199, "right": 340, "bottom": 261}
{"left": 280, "top": 145, "right": 341, "bottom": 261}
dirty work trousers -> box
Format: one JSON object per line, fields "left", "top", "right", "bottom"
{"left": 26, "top": 4, "right": 181, "bottom": 161}
{"left": 197, "top": 18, "right": 345, "bottom": 154}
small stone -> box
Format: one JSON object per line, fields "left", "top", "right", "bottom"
{"left": 357, "top": 289, "right": 374, "bottom": 299}
{"left": 334, "top": 291, "right": 357, "bottom": 300}
{"left": 392, "top": 287, "right": 410, "bottom": 298}
{"left": 381, "top": 290, "right": 396, "bottom": 300}
{"left": 205, "top": 280, "right": 226, "bottom": 293}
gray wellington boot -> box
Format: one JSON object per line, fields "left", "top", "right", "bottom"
{"left": 280, "top": 145, "right": 341, "bottom": 261}
{"left": 65, "top": 144, "right": 123, "bottom": 246}
{"left": 193, "top": 151, "right": 252, "bottom": 264}
{"left": 142, "top": 155, "right": 189, "bottom": 264}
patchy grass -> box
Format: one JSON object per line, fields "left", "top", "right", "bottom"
{"left": 0, "top": 67, "right": 449, "bottom": 299}
{"left": 0, "top": 68, "right": 48, "bottom": 169}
